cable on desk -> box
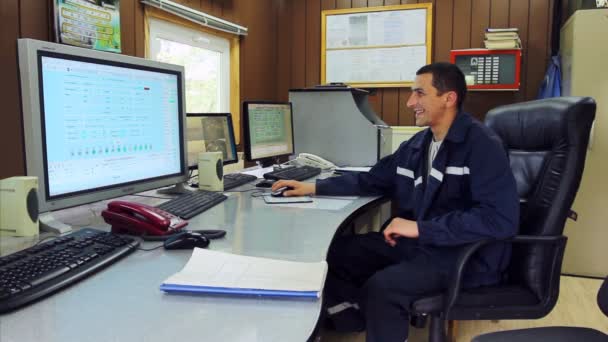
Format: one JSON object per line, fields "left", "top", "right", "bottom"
{"left": 131, "top": 194, "right": 173, "bottom": 200}
{"left": 224, "top": 187, "right": 260, "bottom": 193}
{"left": 33, "top": 235, "right": 59, "bottom": 246}
{"left": 251, "top": 191, "right": 270, "bottom": 198}
{"left": 135, "top": 243, "right": 165, "bottom": 252}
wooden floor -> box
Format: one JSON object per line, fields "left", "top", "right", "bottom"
{"left": 321, "top": 275, "right": 608, "bottom": 342}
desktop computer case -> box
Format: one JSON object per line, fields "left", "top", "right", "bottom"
{"left": 289, "top": 88, "right": 393, "bottom": 167}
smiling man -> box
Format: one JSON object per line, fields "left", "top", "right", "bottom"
{"left": 272, "top": 63, "right": 519, "bottom": 342}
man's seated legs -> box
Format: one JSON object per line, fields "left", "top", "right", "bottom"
{"left": 324, "top": 232, "right": 448, "bottom": 341}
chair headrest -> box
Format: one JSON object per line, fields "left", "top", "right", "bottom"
{"left": 485, "top": 97, "right": 596, "bottom": 151}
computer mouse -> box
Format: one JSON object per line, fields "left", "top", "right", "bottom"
{"left": 271, "top": 186, "right": 294, "bottom": 197}
{"left": 163, "top": 232, "right": 210, "bottom": 250}
{"left": 255, "top": 179, "right": 275, "bottom": 188}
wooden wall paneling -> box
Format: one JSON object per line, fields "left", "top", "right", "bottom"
{"left": 384, "top": 0, "right": 401, "bottom": 5}
{"left": 321, "top": 0, "right": 337, "bottom": 10}
{"left": 291, "top": 0, "right": 307, "bottom": 89}
{"left": 382, "top": 89, "right": 400, "bottom": 125}
{"left": 135, "top": 1, "right": 145, "bottom": 57}
{"left": 221, "top": 0, "right": 236, "bottom": 22}
{"left": 401, "top": 0, "right": 418, "bottom": 4}
{"left": 0, "top": 0, "right": 23, "bottom": 178}
{"left": 276, "top": 0, "right": 292, "bottom": 101}
{"left": 525, "top": 0, "right": 550, "bottom": 99}
{"left": 433, "top": 0, "right": 454, "bottom": 62}
{"left": 19, "top": 0, "right": 49, "bottom": 40}
{"left": 337, "top": 0, "right": 352, "bottom": 9}
{"left": 368, "top": 0, "right": 385, "bottom": 6}
{"left": 352, "top": 0, "right": 368, "bottom": 7}
{"left": 470, "top": 0, "right": 490, "bottom": 48}
{"left": 200, "top": 0, "right": 213, "bottom": 13}
{"left": 211, "top": 0, "right": 223, "bottom": 18}
{"left": 237, "top": 0, "right": 277, "bottom": 101}
{"left": 398, "top": 89, "right": 415, "bottom": 125}
{"left": 490, "top": 0, "right": 510, "bottom": 28}
{"left": 452, "top": 0, "right": 472, "bottom": 49}
{"left": 120, "top": 0, "right": 136, "bottom": 56}
{"left": 509, "top": 0, "right": 529, "bottom": 101}
{"left": 368, "top": 91, "right": 384, "bottom": 120}
{"left": 173, "top": 0, "right": 200, "bottom": 9}
{"left": 305, "top": 0, "right": 321, "bottom": 87}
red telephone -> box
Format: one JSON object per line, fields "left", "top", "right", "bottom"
{"left": 101, "top": 200, "right": 188, "bottom": 236}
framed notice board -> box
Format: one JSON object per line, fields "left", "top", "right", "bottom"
{"left": 321, "top": 3, "right": 433, "bottom": 88}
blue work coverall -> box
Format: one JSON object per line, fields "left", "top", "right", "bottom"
{"left": 317, "top": 112, "right": 519, "bottom": 341}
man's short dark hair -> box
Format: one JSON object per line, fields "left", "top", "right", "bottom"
{"left": 416, "top": 62, "right": 467, "bottom": 110}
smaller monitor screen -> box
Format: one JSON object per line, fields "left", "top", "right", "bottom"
{"left": 186, "top": 113, "right": 238, "bottom": 169}
{"left": 243, "top": 102, "right": 294, "bottom": 162}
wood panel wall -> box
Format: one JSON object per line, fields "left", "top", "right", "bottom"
{"left": 0, "top": 0, "right": 279, "bottom": 178}
{"left": 276, "top": 0, "right": 554, "bottom": 127}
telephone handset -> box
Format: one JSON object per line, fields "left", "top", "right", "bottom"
{"left": 294, "top": 153, "right": 337, "bottom": 170}
{"left": 101, "top": 200, "right": 188, "bottom": 236}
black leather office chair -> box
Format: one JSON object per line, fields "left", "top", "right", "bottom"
{"left": 409, "top": 97, "right": 597, "bottom": 342}
{"left": 471, "top": 275, "right": 608, "bottom": 341}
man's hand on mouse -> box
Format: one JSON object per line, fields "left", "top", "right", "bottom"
{"left": 271, "top": 180, "right": 315, "bottom": 197}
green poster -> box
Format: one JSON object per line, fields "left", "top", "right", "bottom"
{"left": 54, "top": 0, "right": 121, "bottom": 53}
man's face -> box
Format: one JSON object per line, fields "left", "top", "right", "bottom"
{"left": 406, "top": 73, "right": 451, "bottom": 128}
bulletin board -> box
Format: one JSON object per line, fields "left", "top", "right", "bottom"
{"left": 321, "top": 3, "right": 433, "bottom": 88}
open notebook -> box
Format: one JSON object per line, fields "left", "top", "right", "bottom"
{"left": 160, "top": 248, "right": 328, "bottom": 298}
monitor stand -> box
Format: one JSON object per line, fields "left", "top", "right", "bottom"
{"left": 39, "top": 212, "right": 72, "bottom": 235}
{"left": 157, "top": 182, "right": 192, "bottom": 195}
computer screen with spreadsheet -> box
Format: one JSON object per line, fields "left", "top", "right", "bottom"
{"left": 242, "top": 102, "right": 294, "bottom": 166}
{"left": 18, "top": 39, "right": 188, "bottom": 213}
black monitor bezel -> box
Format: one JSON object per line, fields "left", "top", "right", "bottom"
{"left": 36, "top": 50, "right": 186, "bottom": 202}
{"left": 242, "top": 101, "right": 295, "bottom": 163}
{"left": 186, "top": 112, "right": 238, "bottom": 169}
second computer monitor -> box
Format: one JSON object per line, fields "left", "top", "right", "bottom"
{"left": 242, "top": 102, "right": 294, "bottom": 167}
{"left": 186, "top": 113, "right": 238, "bottom": 169}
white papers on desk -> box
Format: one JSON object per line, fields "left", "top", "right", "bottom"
{"left": 264, "top": 197, "right": 353, "bottom": 211}
{"left": 335, "top": 167, "right": 372, "bottom": 173}
{"left": 160, "top": 248, "right": 328, "bottom": 298}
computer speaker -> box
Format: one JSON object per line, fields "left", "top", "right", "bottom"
{"left": 0, "top": 176, "right": 39, "bottom": 237}
{"left": 198, "top": 152, "right": 223, "bottom": 191}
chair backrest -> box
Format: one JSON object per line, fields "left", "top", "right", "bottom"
{"left": 599, "top": 276, "right": 608, "bottom": 318}
{"left": 485, "top": 97, "right": 596, "bottom": 299}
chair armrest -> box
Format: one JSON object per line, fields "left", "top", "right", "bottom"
{"left": 443, "top": 235, "right": 567, "bottom": 316}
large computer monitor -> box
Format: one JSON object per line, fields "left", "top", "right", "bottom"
{"left": 186, "top": 113, "right": 238, "bottom": 169}
{"left": 18, "top": 39, "right": 188, "bottom": 233}
{"left": 242, "top": 101, "right": 294, "bottom": 167}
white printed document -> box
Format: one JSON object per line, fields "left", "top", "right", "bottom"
{"left": 160, "top": 248, "right": 328, "bottom": 299}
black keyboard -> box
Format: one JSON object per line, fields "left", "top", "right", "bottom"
{"left": 0, "top": 228, "right": 138, "bottom": 314}
{"left": 157, "top": 190, "right": 227, "bottom": 219}
{"left": 223, "top": 173, "right": 257, "bottom": 190}
{"left": 263, "top": 165, "right": 322, "bottom": 181}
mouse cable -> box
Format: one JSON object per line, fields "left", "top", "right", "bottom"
{"left": 135, "top": 244, "right": 165, "bottom": 252}
{"left": 251, "top": 190, "right": 270, "bottom": 198}
{"left": 131, "top": 194, "right": 173, "bottom": 200}
{"left": 223, "top": 187, "right": 259, "bottom": 193}
{"left": 32, "top": 235, "right": 60, "bottom": 247}
{"left": 125, "top": 239, "right": 165, "bottom": 252}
